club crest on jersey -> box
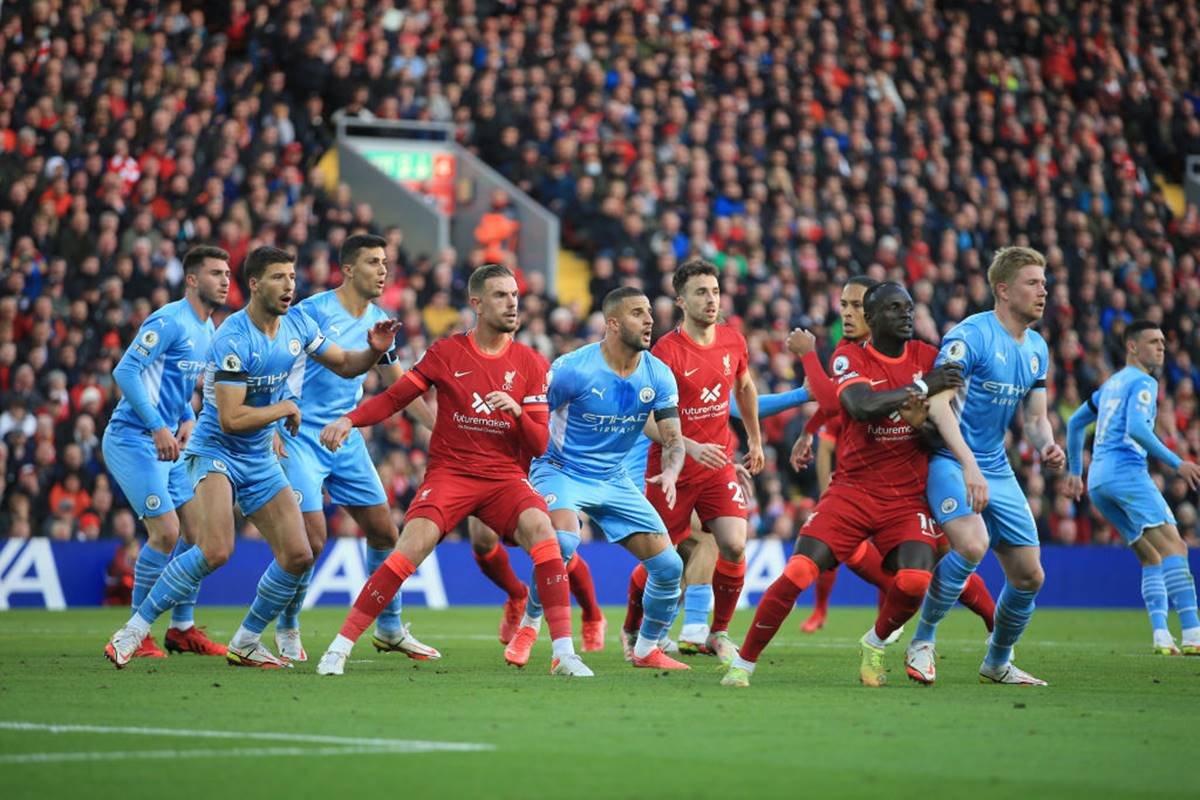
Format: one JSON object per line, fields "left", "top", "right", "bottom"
{"left": 222, "top": 354, "right": 242, "bottom": 372}
{"left": 940, "top": 497, "right": 958, "bottom": 515}
{"left": 722, "top": 354, "right": 732, "bottom": 375}
{"left": 1029, "top": 355, "right": 1039, "bottom": 375}
{"left": 639, "top": 387, "right": 656, "bottom": 403}
{"left": 832, "top": 355, "right": 850, "bottom": 375}
{"left": 140, "top": 329, "right": 159, "bottom": 348}
{"left": 289, "top": 339, "right": 302, "bottom": 356}
{"left": 144, "top": 494, "right": 161, "bottom": 511}
{"left": 1137, "top": 389, "right": 1153, "bottom": 405}
{"left": 502, "top": 370, "right": 517, "bottom": 391}
{"left": 945, "top": 341, "right": 967, "bottom": 362}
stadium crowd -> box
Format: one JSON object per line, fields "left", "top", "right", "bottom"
{"left": 1, "top": 0, "right": 1199, "bottom": 550}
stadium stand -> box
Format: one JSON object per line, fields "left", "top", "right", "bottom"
{"left": 0, "top": 0, "right": 1198, "bottom": 549}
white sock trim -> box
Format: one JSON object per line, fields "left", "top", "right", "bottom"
{"left": 633, "top": 634, "right": 658, "bottom": 659}
{"left": 551, "top": 637, "right": 574, "bottom": 659}
{"left": 731, "top": 655, "right": 756, "bottom": 673}
{"left": 168, "top": 620, "right": 195, "bottom": 632}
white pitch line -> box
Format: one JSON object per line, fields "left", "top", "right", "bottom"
{"left": 0, "top": 745, "right": 463, "bottom": 765}
{"left": 0, "top": 721, "right": 493, "bottom": 754}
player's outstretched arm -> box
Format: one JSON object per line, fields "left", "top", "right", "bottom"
{"left": 214, "top": 382, "right": 301, "bottom": 436}
{"left": 1023, "top": 389, "right": 1065, "bottom": 470}
{"left": 641, "top": 417, "right": 728, "bottom": 469}
{"left": 927, "top": 391, "right": 989, "bottom": 512}
{"left": 734, "top": 371, "right": 765, "bottom": 474}
{"left": 1125, "top": 397, "right": 1184, "bottom": 472}
{"left": 732, "top": 386, "right": 812, "bottom": 421}
{"left": 378, "top": 362, "right": 437, "bottom": 429}
{"left": 1065, "top": 401, "right": 1097, "bottom": 477}
{"left": 839, "top": 365, "right": 961, "bottom": 421}
{"left": 312, "top": 320, "right": 402, "bottom": 378}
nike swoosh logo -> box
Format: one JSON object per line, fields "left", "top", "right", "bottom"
{"left": 754, "top": 623, "right": 774, "bottom": 629}
{"left": 454, "top": 371, "right": 471, "bottom": 377}
{"left": 684, "top": 368, "right": 699, "bottom": 377}
{"left": 869, "top": 379, "right": 888, "bottom": 386}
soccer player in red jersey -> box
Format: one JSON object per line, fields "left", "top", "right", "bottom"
{"left": 721, "top": 282, "right": 964, "bottom": 687}
{"left": 314, "top": 265, "right": 592, "bottom": 677}
{"left": 623, "top": 258, "right": 765, "bottom": 663}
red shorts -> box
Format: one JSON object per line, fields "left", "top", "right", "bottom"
{"left": 646, "top": 463, "right": 748, "bottom": 545}
{"left": 405, "top": 471, "right": 548, "bottom": 543}
{"left": 799, "top": 486, "right": 940, "bottom": 563}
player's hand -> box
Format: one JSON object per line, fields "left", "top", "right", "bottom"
{"left": 786, "top": 328, "right": 816, "bottom": 357}
{"left": 273, "top": 430, "right": 288, "bottom": 460}
{"left": 734, "top": 463, "right": 756, "bottom": 505}
{"left": 485, "top": 391, "right": 522, "bottom": 417}
{"left": 924, "top": 364, "right": 964, "bottom": 395}
{"left": 174, "top": 419, "right": 195, "bottom": 451}
{"left": 279, "top": 399, "right": 302, "bottom": 436}
{"left": 685, "top": 439, "right": 729, "bottom": 470}
{"left": 743, "top": 441, "right": 765, "bottom": 475}
{"left": 647, "top": 470, "right": 679, "bottom": 510}
{"left": 898, "top": 391, "right": 930, "bottom": 428}
{"left": 790, "top": 433, "right": 814, "bottom": 470}
{"left": 1063, "top": 473, "right": 1084, "bottom": 501}
{"left": 152, "top": 426, "right": 180, "bottom": 462}
{"left": 320, "top": 415, "right": 353, "bottom": 452}
{"left": 1040, "top": 442, "right": 1066, "bottom": 471}
{"left": 367, "top": 319, "right": 402, "bottom": 353}
{"left": 1177, "top": 461, "right": 1200, "bottom": 491}
{"left": 964, "top": 463, "right": 990, "bottom": 513}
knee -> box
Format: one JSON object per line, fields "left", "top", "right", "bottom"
{"left": 201, "top": 543, "right": 232, "bottom": 569}
{"left": 956, "top": 538, "right": 989, "bottom": 564}
{"left": 894, "top": 568, "right": 932, "bottom": 599}
{"left": 281, "top": 549, "right": 315, "bottom": 574}
{"left": 365, "top": 526, "right": 399, "bottom": 552}
{"left": 646, "top": 548, "right": 683, "bottom": 585}
{"left": 718, "top": 540, "right": 745, "bottom": 563}
{"left": 1010, "top": 567, "right": 1044, "bottom": 593}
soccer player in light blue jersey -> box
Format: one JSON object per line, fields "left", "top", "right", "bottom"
{"left": 502, "top": 286, "right": 692, "bottom": 671}
{"left": 105, "top": 246, "right": 401, "bottom": 669}
{"left": 908, "top": 246, "right": 1065, "bottom": 686}
{"left": 1065, "top": 320, "right": 1200, "bottom": 655}
{"left": 101, "top": 246, "right": 231, "bottom": 660}
{"left": 273, "top": 234, "right": 439, "bottom": 663}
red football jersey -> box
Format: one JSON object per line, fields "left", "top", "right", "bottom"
{"left": 830, "top": 339, "right": 938, "bottom": 500}
{"left": 646, "top": 324, "right": 748, "bottom": 481}
{"left": 409, "top": 332, "right": 549, "bottom": 478}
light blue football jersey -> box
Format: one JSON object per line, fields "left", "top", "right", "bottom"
{"left": 539, "top": 342, "right": 679, "bottom": 479}
{"left": 285, "top": 290, "right": 398, "bottom": 426}
{"left": 1088, "top": 367, "right": 1174, "bottom": 486}
{"left": 186, "top": 308, "right": 330, "bottom": 459}
{"left": 109, "top": 299, "right": 213, "bottom": 432}
{"left": 935, "top": 311, "right": 1049, "bottom": 475}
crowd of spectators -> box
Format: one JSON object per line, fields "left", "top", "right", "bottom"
{"left": 1, "top": 0, "right": 1199, "bottom": 550}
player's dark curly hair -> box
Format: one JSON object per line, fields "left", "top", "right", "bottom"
{"left": 244, "top": 246, "right": 295, "bottom": 283}
{"left": 340, "top": 233, "right": 387, "bottom": 268}
{"left": 182, "top": 245, "right": 230, "bottom": 274}
{"left": 468, "top": 263, "right": 514, "bottom": 297}
{"left": 1123, "top": 319, "right": 1160, "bottom": 344}
{"left": 672, "top": 258, "right": 719, "bottom": 296}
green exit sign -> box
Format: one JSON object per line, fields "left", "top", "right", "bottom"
{"left": 364, "top": 150, "right": 434, "bottom": 181}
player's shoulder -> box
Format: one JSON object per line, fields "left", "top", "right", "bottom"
{"left": 642, "top": 350, "right": 676, "bottom": 381}
{"left": 949, "top": 312, "right": 993, "bottom": 340}
{"left": 295, "top": 289, "right": 334, "bottom": 317}
{"left": 830, "top": 339, "right": 866, "bottom": 377}
{"left": 143, "top": 299, "right": 186, "bottom": 329}
{"left": 912, "top": 339, "right": 940, "bottom": 361}
{"left": 214, "top": 308, "right": 249, "bottom": 339}
{"left": 510, "top": 337, "right": 548, "bottom": 368}
{"left": 716, "top": 322, "right": 747, "bottom": 347}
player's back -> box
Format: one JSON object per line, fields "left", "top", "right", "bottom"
{"left": 412, "top": 332, "right": 549, "bottom": 479}
{"left": 1089, "top": 366, "right": 1160, "bottom": 487}
{"left": 288, "top": 291, "right": 392, "bottom": 426}
{"left": 832, "top": 339, "right": 938, "bottom": 500}
{"left": 540, "top": 342, "right": 676, "bottom": 479}
{"left": 935, "top": 311, "right": 1048, "bottom": 475}
{"left": 109, "top": 298, "right": 213, "bottom": 432}
{"left": 188, "top": 308, "right": 322, "bottom": 459}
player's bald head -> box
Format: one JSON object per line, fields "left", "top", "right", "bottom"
{"left": 862, "top": 281, "right": 909, "bottom": 317}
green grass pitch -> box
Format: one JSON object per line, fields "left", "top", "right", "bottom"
{"left": 1, "top": 605, "right": 1197, "bottom": 800}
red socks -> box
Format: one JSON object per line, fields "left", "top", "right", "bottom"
{"left": 740, "top": 555, "right": 819, "bottom": 663}
{"left": 711, "top": 556, "right": 746, "bottom": 633}
{"left": 529, "top": 539, "right": 571, "bottom": 641}
{"left": 811, "top": 568, "right": 837, "bottom": 614}
{"left": 340, "top": 551, "right": 416, "bottom": 641}
{"left": 567, "top": 554, "right": 603, "bottom": 623}
{"left": 959, "top": 571, "right": 996, "bottom": 632}
{"left": 473, "top": 541, "right": 528, "bottom": 601}
{"left": 623, "top": 563, "right": 648, "bottom": 633}
{"left": 874, "top": 568, "right": 931, "bottom": 640}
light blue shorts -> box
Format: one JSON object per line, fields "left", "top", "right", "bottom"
{"left": 1088, "top": 476, "right": 1176, "bottom": 545}
{"left": 102, "top": 422, "right": 194, "bottom": 518}
{"left": 530, "top": 459, "right": 666, "bottom": 543}
{"left": 927, "top": 455, "right": 1038, "bottom": 548}
{"left": 184, "top": 449, "right": 290, "bottom": 517}
{"left": 282, "top": 424, "right": 388, "bottom": 513}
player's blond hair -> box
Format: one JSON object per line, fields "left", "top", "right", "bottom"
{"left": 987, "top": 246, "right": 1046, "bottom": 290}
